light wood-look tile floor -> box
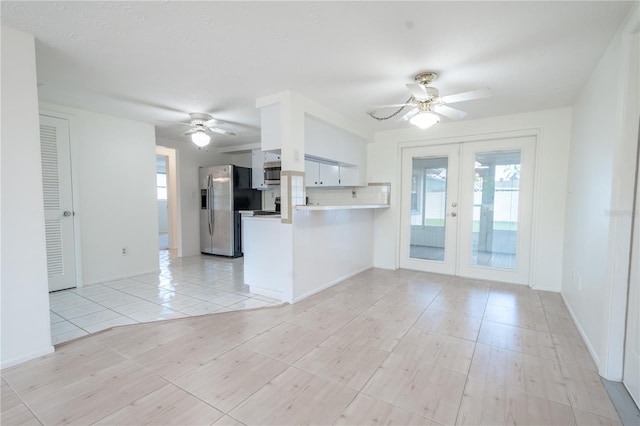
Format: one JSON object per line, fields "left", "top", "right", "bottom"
{"left": 2, "top": 269, "right": 623, "bottom": 425}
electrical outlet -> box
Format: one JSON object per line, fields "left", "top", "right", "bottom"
{"left": 352, "top": 189, "right": 357, "bottom": 198}
{"left": 121, "top": 247, "right": 128, "bottom": 256}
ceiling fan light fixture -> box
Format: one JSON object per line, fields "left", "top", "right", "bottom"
{"left": 191, "top": 129, "right": 211, "bottom": 147}
{"left": 410, "top": 111, "right": 440, "bottom": 129}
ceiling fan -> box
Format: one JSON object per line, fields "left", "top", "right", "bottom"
{"left": 180, "top": 113, "right": 236, "bottom": 148}
{"left": 367, "top": 72, "right": 493, "bottom": 129}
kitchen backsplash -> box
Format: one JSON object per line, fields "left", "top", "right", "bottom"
{"left": 306, "top": 183, "right": 390, "bottom": 206}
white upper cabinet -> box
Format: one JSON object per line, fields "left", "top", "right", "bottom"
{"left": 256, "top": 92, "right": 370, "bottom": 184}
{"left": 319, "top": 163, "right": 340, "bottom": 186}
{"left": 304, "top": 116, "right": 367, "bottom": 186}
{"left": 260, "top": 104, "right": 282, "bottom": 151}
{"left": 305, "top": 160, "right": 319, "bottom": 186}
{"left": 251, "top": 150, "right": 267, "bottom": 189}
{"left": 305, "top": 160, "right": 344, "bottom": 187}
{"left": 339, "top": 165, "right": 359, "bottom": 186}
{"left": 264, "top": 152, "right": 281, "bottom": 163}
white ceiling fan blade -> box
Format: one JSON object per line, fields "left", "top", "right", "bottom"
{"left": 399, "top": 107, "right": 419, "bottom": 122}
{"left": 205, "top": 118, "right": 225, "bottom": 126}
{"left": 441, "top": 87, "right": 493, "bottom": 104}
{"left": 183, "top": 127, "right": 199, "bottom": 136}
{"left": 207, "top": 127, "right": 236, "bottom": 136}
{"left": 406, "top": 83, "right": 429, "bottom": 99}
{"left": 433, "top": 104, "right": 468, "bottom": 120}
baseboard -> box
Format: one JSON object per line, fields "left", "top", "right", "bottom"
{"left": 249, "top": 285, "right": 284, "bottom": 302}
{"left": 531, "top": 285, "right": 562, "bottom": 292}
{"left": 292, "top": 265, "right": 372, "bottom": 303}
{"left": 1, "top": 345, "right": 54, "bottom": 371}
{"left": 560, "top": 291, "right": 601, "bottom": 368}
{"left": 372, "top": 265, "right": 398, "bottom": 271}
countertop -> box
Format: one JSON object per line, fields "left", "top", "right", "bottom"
{"left": 242, "top": 214, "right": 281, "bottom": 220}
{"left": 296, "top": 204, "right": 390, "bottom": 211}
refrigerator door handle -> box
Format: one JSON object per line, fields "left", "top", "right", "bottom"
{"left": 209, "top": 175, "right": 215, "bottom": 235}
{"left": 207, "top": 175, "right": 213, "bottom": 235}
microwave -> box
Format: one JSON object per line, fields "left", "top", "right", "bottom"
{"left": 264, "top": 161, "right": 281, "bottom": 185}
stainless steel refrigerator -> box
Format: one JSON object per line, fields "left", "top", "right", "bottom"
{"left": 200, "top": 165, "right": 261, "bottom": 257}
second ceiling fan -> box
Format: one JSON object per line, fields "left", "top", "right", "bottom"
{"left": 180, "top": 113, "right": 236, "bottom": 148}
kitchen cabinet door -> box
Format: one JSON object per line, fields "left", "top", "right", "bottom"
{"left": 264, "top": 152, "right": 281, "bottom": 162}
{"left": 251, "top": 150, "right": 267, "bottom": 189}
{"left": 259, "top": 104, "right": 281, "bottom": 151}
{"left": 305, "top": 160, "right": 320, "bottom": 186}
{"left": 339, "top": 165, "right": 359, "bottom": 186}
{"left": 319, "top": 163, "right": 340, "bottom": 186}
{"left": 305, "top": 160, "right": 341, "bottom": 187}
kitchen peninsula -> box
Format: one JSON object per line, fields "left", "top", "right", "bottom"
{"left": 243, "top": 197, "right": 389, "bottom": 303}
{"left": 242, "top": 90, "right": 389, "bottom": 304}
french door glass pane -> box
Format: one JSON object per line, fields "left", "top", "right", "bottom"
{"left": 410, "top": 157, "right": 448, "bottom": 261}
{"left": 471, "top": 150, "right": 520, "bottom": 269}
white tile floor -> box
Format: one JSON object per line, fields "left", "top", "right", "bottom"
{"left": 49, "top": 250, "right": 282, "bottom": 345}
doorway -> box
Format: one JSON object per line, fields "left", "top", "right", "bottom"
{"left": 400, "top": 136, "right": 536, "bottom": 285}
{"left": 156, "top": 155, "right": 169, "bottom": 250}
{"left": 155, "top": 146, "right": 179, "bottom": 255}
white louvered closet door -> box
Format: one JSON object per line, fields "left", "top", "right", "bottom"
{"left": 40, "top": 115, "right": 76, "bottom": 291}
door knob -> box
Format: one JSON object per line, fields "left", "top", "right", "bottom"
{"left": 63, "top": 211, "right": 73, "bottom": 217}
{"left": 451, "top": 202, "right": 458, "bottom": 207}
{"left": 450, "top": 212, "right": 457, "bottom": 217}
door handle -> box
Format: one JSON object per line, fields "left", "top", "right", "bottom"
{"left": 63, "top": 211, "right": 73, "bottom": 217}
{"left": 207, "top": 186, "right": 213, "bottom": 235}
{"left": 209, "top": 179, "right": 216, "bottom": 235}
{"left": 450, "top": 212, "right": 457, "bottom": 217}
{"left": 206, "top": 175, "right": 213, "bottom": 235}
{"left": 210, "top": 205, "right": 215, "bottom": 234}
{"left": 207, "top": 204, "right": 213, "bottom": 235}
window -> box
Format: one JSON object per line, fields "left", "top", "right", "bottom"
{"left": 157, "top": 173, "right": 167, "bottom": 200}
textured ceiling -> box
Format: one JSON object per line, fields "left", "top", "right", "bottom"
{"left": 1, "top": 1, "right": 633, "bottom": 150}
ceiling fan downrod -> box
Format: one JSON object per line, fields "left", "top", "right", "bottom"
{"left": 414, "top": 72, "right": 438, "bottom": 86}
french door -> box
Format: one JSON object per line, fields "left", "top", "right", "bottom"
{"left": 400, "top": 137, "right": 536, "bottom": 285}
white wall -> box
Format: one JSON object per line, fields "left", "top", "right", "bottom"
{"left": 40, "top": 103, "right": 159, "bottom": 285}
{"left": 243, "top": 217, "right": 294, "bottom": 302}
{"left": 369, "top": 108, "right": 572, "bottom": 292}
{"left": 292, "top": 209, "right": 374, "bottom": 300}
{"left": 155, "top": 137, "right": 239, "bottom": 257}
{"left": 229, "top": 152, "right": 252, "bottom": 168}
{"left": 1, "top": 26, "right": 54, "bottom": 368}
{"left": 562, "top": 7, "right": 639, "bottom": 379}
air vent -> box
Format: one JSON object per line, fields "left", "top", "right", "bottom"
{"left": 40, "top": 124, "right": 60, "bottom": 210}
{"left": 45, "top": 220, "right": 64, "bottom": 276}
